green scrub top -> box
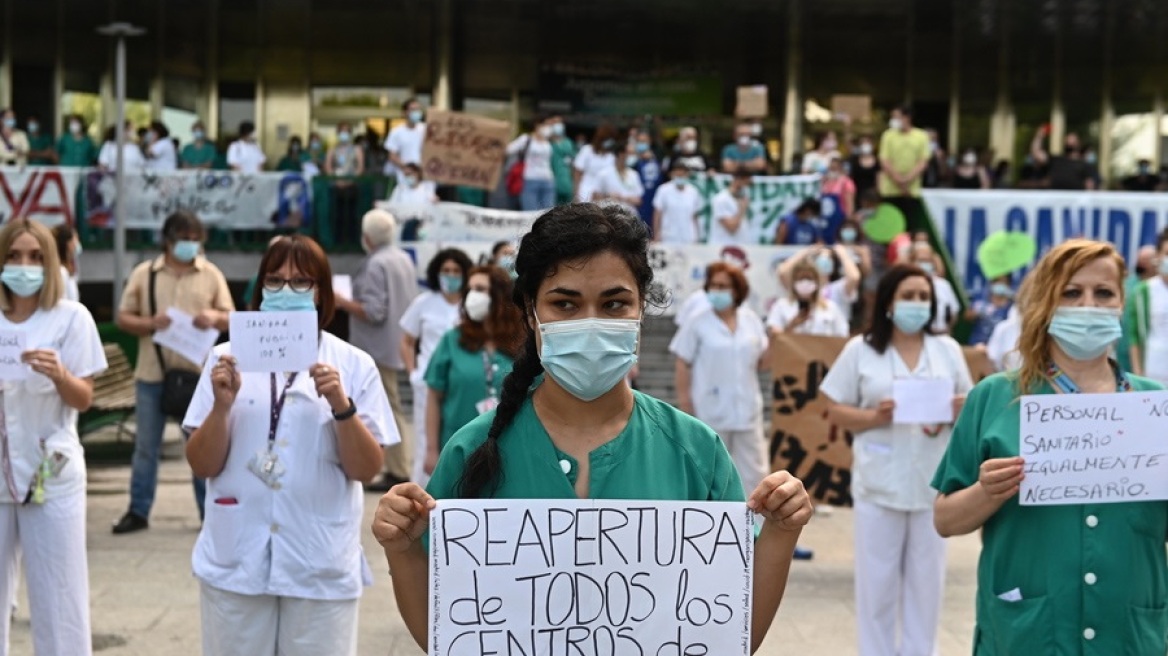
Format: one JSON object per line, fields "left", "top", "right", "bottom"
{"left": 181, "top": 141, "right": 218, "bottom": 168}
{"left": 427, "top": 386, "right": 746, "bottom": 502}
{"left": 551, "top": 138, "right": 577, "bottom": 198}
{"left": 27, "top": 133, "right": 55, "bottom": 164}
{"left": 932, "top": 372, "right": 1168, "bottom": 655}
{"left": 424, "top": 328, "right": 515, "bottom": 450}
{"left": 56, "top": 135, "right": 97, "bottom": 167}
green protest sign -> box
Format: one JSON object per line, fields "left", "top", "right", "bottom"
{"left": 862, "top": 204, "right": 906, "bottom": 244}
{"left": 977, "top": 231, "right": 1037, "bottom": 279}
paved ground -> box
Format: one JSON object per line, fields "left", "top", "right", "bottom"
{"left": 9, "top": 425, "right": 980, "bottom": 655}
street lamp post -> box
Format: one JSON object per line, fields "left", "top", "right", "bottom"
{"left": 96, "top": 22, "right": 145, "bottom": 308}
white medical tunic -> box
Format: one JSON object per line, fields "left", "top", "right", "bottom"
{"left": 669, "top": 306, "right": 768, "bottom": 431}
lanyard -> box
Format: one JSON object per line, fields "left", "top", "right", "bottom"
{"left": 481, "top": 350, "right": 499, "bottom": 399}
{"left": 1046, "top": 361, "right": 1130, "bottom": 394}
{"left": 269, "top": 372, "right": 299, "bottom": 449}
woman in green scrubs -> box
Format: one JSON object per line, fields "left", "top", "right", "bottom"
{"left": 422, "top": 264, "right": 524, "bottom": 474}
{"left": 933, "top": 238, "right": 1168, "bottom": 655}
{"left": 373, "top": 203, "right": 813, "bottom": 653}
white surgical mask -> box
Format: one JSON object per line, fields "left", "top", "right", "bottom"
{"left": 681, "top": 139, "right": 697, "bottom": 154}
{"left": 859, "top": 143, "right": 873, "bottom": 156}
{"left": 793, "top": 279, "right": 818, "bottom": 298}
{"left": 962, "top": 153, "right": 977, "bottom": 166}
{"left": 889, "top": 118, "right": 904, "bottom": 131}
{"left": 464, "top": 290, "right": 491, "bottom": 321}
{"left": 737, "top": 135, "right": 751, "bottom": 148}
{"left": 537, "top": 126, "right": 552, "bottom": 138}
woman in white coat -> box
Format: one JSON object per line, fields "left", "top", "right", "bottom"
{"left": 819, "top": 263, "right": 973, "bottom": 656}
{"left": 0, "top": 218, "right": 106, "bottom": 656}
{"left": 398, "top": 248, "right": 472, "bottom": 486}
{"left": 184, "top": 235, "right": 396, "bottom": 656}
{"left": 670, "top": 261, "right": 770, "bottom": 493}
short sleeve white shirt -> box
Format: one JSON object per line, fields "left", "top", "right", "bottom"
{"left": 573, "top": 145, "right": 615, "bottom": 202}
{"left": 819, "top": 334, "right": 974, "bottom": 511}
{"left": 594, "top": 167, "right": 644, "bottom": 213}
{"left": 399, "top": 291, "right": 461, "bottom": 384}
{"left": 708, "top": 189, "right": 752, "bottom": 246}
{"left": 985, "top": 314, "right": 1022, "bottom": 372}
{"left": 388, "top": 181, "right": 438, "bottom": 209}
{"left": 930, "top": 276, "right": 961, "bottom": 333}
{"left": 146, "top": 138, "right": 178, "bottom": 172}
{"left": 227, "top": 140, "right": 267, "bottom": 173}
{"left": 652, "top": 182, "right": 702, "bottom": 244}
{"left": 385, "top": 123, "right": 426, "bottom": 180}
{"left": 0, "top": 301, "right": 106, "bottom": 503}
{"left": 669, "top": 306, "right": 768, "bottom": 431}
{"left": 183, "top": 332, "right": 397, "bottom": 600}
{"left": 60, "top": 266, "right": 80, "bottom": 302}
{"left": 765, "top": 298, "right": 849, "bottom": 337}
{"left": 673, "top": 290, "right": 711, "bottom": 327}
{"left": 98, "top": 142, "right": 146, "bottom": 173}
{"left": 822, "top": 278, "right": 857, "bottom": 324}
{"left": 1142, "top": 276, "right": 1168, "bottom": 383}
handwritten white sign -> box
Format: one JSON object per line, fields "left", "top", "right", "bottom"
{"left": 1019, "top": 391, "right": 1168, "bottom": 506}
{"left": 429, "top": 499, "right": 754, "bottom": 656}
{"left": 0, "top": 330, "right": 28, "bottom": 380}
{"left": 228, "top": 311, "right": 319, "bottom": 372}
{"left": 152, "top": 308, "right": 219, "bottom": 366}
{"left": 332, "top": 275, "right": 353, "bottom": 301}
{"left": 892, "top": 378, "right": 955, "bottom": 425}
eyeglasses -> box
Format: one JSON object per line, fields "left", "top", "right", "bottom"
{"left": 262, "top": 276, "right": 316, "bottom": 293}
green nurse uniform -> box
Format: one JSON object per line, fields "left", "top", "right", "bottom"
{"left": 427, "top": 387, "right": 746, "bottom": 502}
{"left": 423, "top": 328, "right": 515, "bottom": 450}
{"left": 932, "top": 372, "right": 1168, "bottom": 655}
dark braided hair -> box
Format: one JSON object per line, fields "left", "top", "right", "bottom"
{"left": 456, "top": 203, "right": 663, "bottom": 498}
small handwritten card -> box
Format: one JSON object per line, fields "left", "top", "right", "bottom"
{"left": 229, "top": 311, "right": 318, "bottom": 372}
{"left": 153, "top": 308, "right": 219, "bottom": 366}
{"left": 1019, "top": 391, "right": 1168, "bottom": 505}
{"left": 429, "top": 500, "right": 754, "bottom": 656}
{"left": 0, "top": 329, "right": 28, "bottom": 380}
{"left": 332, "top": 275, "right": 353, "bottom": 301}
{"left": 892, "top": 377, "right": 955, "bottom": 425}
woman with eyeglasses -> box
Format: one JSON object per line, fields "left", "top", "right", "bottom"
{"left": 421, "top": 265, "right": 524, "bottom": 476}
{"left": 0, "top": 218, "right": 106, "bottom": 656}
{"left": 183, "top": 235, "right": 396, "bottom": 656}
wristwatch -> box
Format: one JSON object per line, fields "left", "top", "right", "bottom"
{"left": 332, "top": 397, "right": 357, "bottom": 421}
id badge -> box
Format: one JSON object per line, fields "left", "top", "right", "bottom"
{"left": 247, "top": 450, "right": 285, "bottom": 489}
{"left": 45, "top": 451, "right": 69, "bottom": 478}
{"left": 475, "top": 397, "right": 499, "bottom": 415}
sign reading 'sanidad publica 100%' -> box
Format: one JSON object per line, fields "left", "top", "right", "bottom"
{"left": 429, "top": 500, "right": 754, "bottom": 656}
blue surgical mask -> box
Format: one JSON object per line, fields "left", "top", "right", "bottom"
{"left": 404, "top": 175, "right": 419, "bottom": 188}
{"left": 74, "top": 241, "right": 83, "bottom": 258}
{"left": 1159, "top": 258, "right": 1168, "bottom": 276}
{"left": 408, "top": 110, "right": 424, "bottom": 124}
{"left": 892, "top": 300, "right": 931, "bottom": 334}
{"left": 625, "top": 155, "right": 638, "bottom": 168}
{"left": 551, "top": 123, "right": 565, "bottom": 137}
{"left": 1, "top": 265, "right": 45, "bottom": 298}
{"left": 27, "top": 121, "right": 39, "bottom": 134}
{"left": 815, "top": 254, "right": 834, "bottom": 275}
{"left": 172, "top": 240, "right": 200, "bottom": 263}
{"left": 338, "top": 131, "right": 351, "bottom": 144}
{"left": 497, "top": 255, "right": 515, "bottom": 271}
{"left": 707, "top": 290, "right": 734, "bottom": 312}
{"left": 439, "top": 274, "right": 463, "bottom": 294}
{"left": 917, "top": 261, "right": 935, "bottom": 274}
{"left": 635, "top": 142, "right": 649, "bottom": 154}
{"left": 991, "top": 283, "right": 1013, "bottom": 298}
{"left": 1048, "top": 307, "right": 1122, "bottom": 361}
{"left": 840, "top": 228, "right": 858, "bottom": 243}
{"left": 260, "top": 287, "right": 316, "bottom": 312}
{"left": 2, "top": 117, "right": 15, "bottom": 130}
{"left": 192, "top": 129, "right": 205, "bottom": 141}
{"left": 537, "top": 315, "right": 640, "bottom": 402}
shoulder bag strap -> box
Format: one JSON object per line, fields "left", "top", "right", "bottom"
{"left": 149, "top": 265, "right": 168, "bottom": 371}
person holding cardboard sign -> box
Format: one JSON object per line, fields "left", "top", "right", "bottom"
{"left": 0, "top": 218, "right": 106, "bottom": 656}
{"left": 933, "top": 239, "right": 1168, "bottom": 655}
{"left": 819, "top": 263, "right": 973, "bottom": 656}
{"left": 183, "top": 235, "right": 395, "bottom": 656}
{"left": 373, "top": 204, "right": 813, "bottom": 654}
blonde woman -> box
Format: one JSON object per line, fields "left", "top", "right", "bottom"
{"left": 933, "top": 239, "right": 1167, "bottom": 654}
{"left": 0, "top": 218, "right": 106, "bottom": 656}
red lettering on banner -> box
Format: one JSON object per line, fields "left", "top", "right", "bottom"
{"left": 0, "top": 170, "right": 73, "bottom": 225}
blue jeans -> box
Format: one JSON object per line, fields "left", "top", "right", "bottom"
{"left": 519, "top": 178, "right": 555, "bottom": 211}
{"left": 128, "top": 382, "right": 205, "bottom": 519}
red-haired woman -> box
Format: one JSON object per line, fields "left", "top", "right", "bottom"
{"left": 670, "top": 261, "right": 770, "bottom": 493}
{"left": 423, "top": 265, "right": 525, "bottom": 474}
{"left": 183, "top": 235, "right": 396, "bottom": 655}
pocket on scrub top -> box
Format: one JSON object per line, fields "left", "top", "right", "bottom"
{"left": 1126, "top": 604, "right": 1168, "bottom": 656}
{"left": 316, "top": 518, "right": 359, "bottom": 580}
{"left": 983, "top": 593, "right": 1054, "bottom": 654}
{"left": 204, "top": 501, "right": 244, "bottom": 567}
{"left": 853, "top": 439, "right": 897, "bottom": 495}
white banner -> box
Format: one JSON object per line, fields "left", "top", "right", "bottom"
{"left": 923, "top": 189, "right": 1168, "bottom": 296}
{"left": 387, "top": 174, "right": 822, "bottom": 245}
{"left": 83, "top": 169, "right": 313, "bottom": 230}
{"left": 429, "top": 499, "right": 754, "bottom": 656}
{"left": 0, "top": 166, "right": 84, "bottom": 226}
{"left": 399, "top": 240, "right": 804, "bottom": 317}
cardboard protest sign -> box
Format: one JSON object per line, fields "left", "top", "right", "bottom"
{"left": 735, "top": 86, "right": 769, "bottom": 118}
{"left": 1019, "top": 391, "right": 1168, "bottom": 505}
{"left": 228, "top": 311, "right": 319, "bottom": 372}
{"left": 830, "top": 94, "right": 872, "bottom": 122}
{"left": 429, "top": 499, "right": 754, "bottom": 656}
{"left": 769, "top": 334, "right": 1000, "bottom": 506}
{"left": 421, "top": 110, "right": 512, "bottom": 190}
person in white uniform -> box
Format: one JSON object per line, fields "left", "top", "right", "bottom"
{"left": 384, "top": 98, "right": 427, "bottom": 184}
{"left": 766, "top": 259, "right": 849, "bottom": 337}
{"left": 572, "top": 125, "right": 618, "bottom": 203}
{"left": 593, "top": 143, "right": 645, "bottom": 216}
{"left": 652, "top": 160, "right": 703, "bottom": 244}
{"left": 910, "top": 241, "right": 960, "bottom": 334}
{"left": 1128, "top": 228, "right": 1168, "bottom": 385}
{"left": 399, "top": 248, "right": 470, "bottom": 486}
{"left": 51, "top": 224, "right": 81, "bottom": 303}
{"left": 670, "top": 261, "right": 770, "bottom": 493}
{"left": 184, "top": 235, "right": 396, "bottom": 656}
{"left": 708, "top": 170, "right": 755, "bottom": 246}
{"left": 0, "top": 218, "right": 106, "bottom": 656}
{"left": 778, "top": 243, "right": 862, "bottom": 324}
{"left": 819, "top": 263, "right": 973, "bottom": 656}
{"left": 144, "top": 121, "right": 178, "bottom": 172}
